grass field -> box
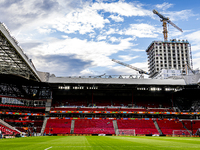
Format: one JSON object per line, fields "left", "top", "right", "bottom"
{"left": 1, "top": 136, "right": 200, "bottom": 150}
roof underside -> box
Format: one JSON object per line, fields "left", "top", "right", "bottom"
{"left": 48, "top": 77, "right": 186, "bottom": 85}
{"left": 0, "top": 23, "right": 41, "bottom": 81}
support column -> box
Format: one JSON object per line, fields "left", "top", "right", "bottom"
{"left": 92, "top": 90, "right": 93, "bottom": 106}
{"left": 132, "top": 90, "right": 134, "bottom": 107}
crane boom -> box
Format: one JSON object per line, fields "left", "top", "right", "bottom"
{"left": 112, "top": 59, "right": 149, "bottom": 75}
{"left": 167, "top": 20, "right": 183, "bottom": 32}
{"left": 153, "top": 9, "right": 183, "bottom": 41}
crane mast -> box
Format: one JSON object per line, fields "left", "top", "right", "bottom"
{"left": 153, "top": 9, "right": 183, "bottom": 41}
{"left": 112, "top": 59, "right": 149, "bottom": 75}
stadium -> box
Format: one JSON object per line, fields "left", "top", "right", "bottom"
{"left": 1, "top": 9, "right": 200, "bottom": 149}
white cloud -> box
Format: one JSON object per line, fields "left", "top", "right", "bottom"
{"left": 185, "top": 30, "right": 200, "bottom": 44}
{"left": 185, "top": 30, "right": 200, "bottom": 52}
{"left": 1, "top": 0, "right": 110, "bottom": 35}
{"left": 108, "top": 36, "right": 121, "bottom": 43}
{"left": 92, "top": 1, "right": 151, "bottom": 17}
{"left": 131, "top": 48, "right": 145, "bottom": 52}
{"left": 37, "top": 27, "right": 56, "bottom": 34}
{"left": 105, "top": 28, "right": 119, "bottom": 35}
{"left": 183, "top": 30, "right": 200, "bottom": 69}
{"left": 105, "top": 24, "right": 159, "bottom": 38}
{"left": 167, "top": 10, "right": 195, "bottom": 21}
{"left": 53, "top": 5, "right": 110, "bottom": 34}
{"left": 97, "top": 35, "right": 107, "bottom": 41}
{"left": 26, "top": 36, "right": 135, "bottom": 68}
{"left": 118, "top": 55, "right": 139, "bottom": 61}
{"left": 155, "top": 2, "right": 173, "bottom": 10}
{"left": 109, "top": 15, "right": 124, "bottom": 22}
{"left": 80, "top": 69, "right": 98, "bottom": 76}
{"left": 193, "top": 52, "right": 200, "bottom": 57}
{"left": 122, "top": 23, "right": 159, "bottom": 38}
{"left": 193, "top": 58, "right": 200, "bottom": 70}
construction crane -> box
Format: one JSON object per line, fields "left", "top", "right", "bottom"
{"left": 112, "top": 59, "right": 149, "bottom": 75}
{"left": 153, "top": 9, "right": 183, "bottom": 41}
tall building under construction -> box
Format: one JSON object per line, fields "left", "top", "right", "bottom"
{"left": 146, "top": 39, "right": 192, "bottom": 78}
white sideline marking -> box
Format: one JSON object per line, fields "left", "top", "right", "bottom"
{"left": 44, "top": 146, "right": 52, "bottom": 150}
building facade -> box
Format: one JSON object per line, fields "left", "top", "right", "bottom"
{"left": 146, "top": 39, "right": 192, "bottom": 78}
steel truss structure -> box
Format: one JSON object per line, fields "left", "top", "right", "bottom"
{"left": 0, "top": 23, "right": 41, "bottom": 81}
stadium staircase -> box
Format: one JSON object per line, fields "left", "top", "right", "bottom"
{"left": 180, "top": 120, "right": 192, "bottom": 135}
{"left": 0, "top": 119, "right": 21, "bottom": 134}
{"left": 41, "top": 117, "right": 48, "bottom": 135}
{"left": 181, "top": 120, "right": 200, "bottom": 135}
{"left": 70, "top": 120, "right": 75, "bottom": 134}
{"left": 153, "top": 120, "right": 163, "bottom": 135}
{"left": 112, "top": 120, "right": 119, "bottom": 135}
{"left": 156, "top": 120, "right": 187, "bottom": 135}
{"left": 173, "top": 107, "right": 181, "bottom": 112}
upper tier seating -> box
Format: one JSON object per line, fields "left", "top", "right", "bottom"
{"left": 52, "top": 96, "right": 173, "bottom": 110}
{"left": 0, "top": 104, "right": 45, "bottom": 109}
{"left": 4, "top": 117, "right": 43, "bottom": 133}
{"left": 147, "top": 108, "right": 174, "bottom": 112}
{"left": 51, "top": 107, "right": 78, "bottom": 111}
{"left": 74, "top": 119, "right": 115, "bottom": 134}
{"left": 117, "top": 120, "right": 159, "bottom": 135}
{"left": 50, "top": 107, "right": 174, "bottom": 112}
{"left": 119, "top": 108, "right": 146, "bottom": 112}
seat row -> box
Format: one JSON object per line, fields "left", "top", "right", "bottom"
{"left": 44, "top": 119, "right": 200, "bottom": 135}
{"left": 0, "top": 124, "right": 19, "bottom": 135}
{"left": 51, "top": 107, "right": 173, "bottom": 112}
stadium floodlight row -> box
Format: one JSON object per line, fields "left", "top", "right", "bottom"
{"left": 0, "top": 22, "right": 200, "bottom": 138}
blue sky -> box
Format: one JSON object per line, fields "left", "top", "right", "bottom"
{"left": 1, "top": 0, "right": 200, "bottom": 77}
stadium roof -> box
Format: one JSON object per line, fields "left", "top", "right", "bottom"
{"left": 48, "top": 76, "right": 186, "bottom": 85}
{"left": 0, "top": 23, "right": 41, "bottom": 82}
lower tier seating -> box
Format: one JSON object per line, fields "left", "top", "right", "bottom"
{"left": 156, "top": 120, "right": 186, "bottom": 135}
{"left": 44, "top": 119, "right": 71, "bottom": 134}
{"left": 43, "top": 119, "right": 199, "bottom": 135}
{"left": 0, "top": 124, "right": 19, "bottom": 135}
{"left": 74, "top": 119, "right": 115, "bottom": 134}
{"left": 117, "top": 120, "right": 159, "bottom": 135}
{"left": 182, "top": 120, "right": 200, "bottom": 134}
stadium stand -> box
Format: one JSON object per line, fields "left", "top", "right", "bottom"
{"left": 0, "top": 123, "right": 20, "bottom": 135}
{"left": 74, "top": 119, "right": 115, "bottom": 134}
{"left": 44, "top": 119, "right": 71, "bottom": 134}
{"left": 117, "top": 120, "right": 159, "bottom": 135}
{"left": 156, "top": 120, "right": 186, "bottom": 135}
{"left": 182, "top": 120, "right": 200, "bottom": 134}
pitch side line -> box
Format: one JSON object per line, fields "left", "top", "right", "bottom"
{"left": 44, "top": 146, "right": 52, "bottom": 150}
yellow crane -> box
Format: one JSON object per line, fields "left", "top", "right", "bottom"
{"left": 153, "top": 9, "right": 183, "bottom": 41}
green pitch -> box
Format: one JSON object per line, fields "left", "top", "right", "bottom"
{"left": 1, "top": 136, "right": 200, "bottom": 150}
